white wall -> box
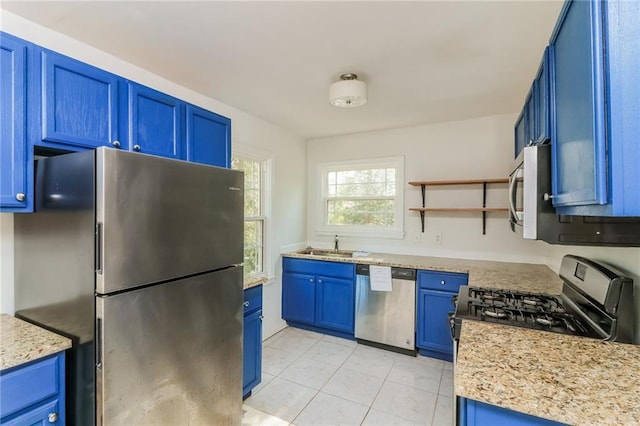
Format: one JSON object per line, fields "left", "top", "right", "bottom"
{"left": 0, "top": 12, "right": 306, "bottom": 338}
{"left": 307, "top": 114, "right": 548, "bottom": 263}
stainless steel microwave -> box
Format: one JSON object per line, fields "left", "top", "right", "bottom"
{"left": 509, "top": 144, "right": 640, "bottom": 246}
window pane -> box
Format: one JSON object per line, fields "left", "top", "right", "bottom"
{"left": 327, "top": 199, "right": 395, "bottom": 226}
{"left": 243, "top": 220, "right": 263, "bottom": 275}
{"left": 233, "top": 156, "right": 266, "bottom": 275}
{"left": 329, "top": 168, "right": 396, "bottom": 197}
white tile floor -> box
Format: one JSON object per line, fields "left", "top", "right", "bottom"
{"left": 243, "top": 327, "right": 453, "bottom": 426}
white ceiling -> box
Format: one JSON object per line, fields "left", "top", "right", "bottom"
{"left": 2, "top": 1, "right": 563, "bottom": 139}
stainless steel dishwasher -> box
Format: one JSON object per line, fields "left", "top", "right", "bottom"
{"left": 354, "top": 264, "right": 416, "bottom": 355}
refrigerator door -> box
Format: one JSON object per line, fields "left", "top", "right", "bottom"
{"left": 95, "top": 148, "right": 243, "bottom": 294}
{"left": 95, "top": 266, "right": 243, "bottom": 426}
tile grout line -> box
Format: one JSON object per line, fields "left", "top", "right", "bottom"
{"left": 290, "top": 333, "right": 359, "bottom": 425}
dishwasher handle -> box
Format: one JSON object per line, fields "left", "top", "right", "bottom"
{"left": 355, "top": 264, "right": 416, "bottom": 281}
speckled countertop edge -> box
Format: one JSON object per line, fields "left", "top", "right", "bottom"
{"left": 283, "top": 251, "right": 563, "bottom": 294}
{"left": 244, "top": 275, "right": 267, "bottom": 290}
{"left": 455, "top": 320, "right": 640, "bottom": 425}
{"left": 0, "top": 314, "right": 71, "bottom": 371}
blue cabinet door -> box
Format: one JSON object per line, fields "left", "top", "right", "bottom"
{"left": 0, "top": 33, "right": 29, "bottom": 211}
{"left": 0, "top": 352, "right": 65, "bottom": 425}
{"left": 550, "top": 0, "right": 607, "bottom": 208}
{"left": 315, "top": 275, "right": 354, "bottom": 333}
{"left": 460, "top": 398, "right": 564, "bottom": 426}
{"left": 514, "top": 107, "right": 527, "bottom": 158}
{"left": 282, "top": 272, "right": 315, "bottom": 325}
{"left": 127, "top": 83, "right": 183, "bottom": 159}
{"left": 186, "top": 104, "right": 231, "bottom": 168}
{"left": 2, "top": 399, "right": 61, "bottom": 426}
{"left": 416, "top": 289, "right": 455, "bottom": 356}
{"left": 40, "top": 51, "right": 120, "bottom": 150}
{"left": 242, "top": 309, "right": 262, "bottom": 397}
{"left": 533, "top": 48, "right": 550, "bottom": 143}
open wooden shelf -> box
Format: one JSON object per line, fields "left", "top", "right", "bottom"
{"left": 409, "top": 178, "right": 509, "bottom": 186}
{"left": 409, "top": 208, "right": 509, "bottom": 212}
{"left": 409, "top": 178, "right": 509, "bottom": 234}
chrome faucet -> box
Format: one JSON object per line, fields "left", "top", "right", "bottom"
{"left": 334, "top": 235, "right": 339, "bottom": 251}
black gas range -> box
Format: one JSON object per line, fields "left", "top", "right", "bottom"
{"left": 451, "top": 255, "right": 634, "bottom": 343}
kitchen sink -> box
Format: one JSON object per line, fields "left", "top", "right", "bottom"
{"left": 297, "top": 248, "right": 355, "bottom": 258}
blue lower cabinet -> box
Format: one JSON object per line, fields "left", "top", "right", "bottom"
{"left": 0, "top": 352, "right": 66, "bottom": 425}
{"left": 315, "top": 275, "right": 354, "bottom": 333}
{"left": 459, "top": 398, "right": 565, "bottom": 426}
{"left": 243, "top": 285, "right": 262, "bottom": 398}
{"left": 416, "top": 270, "right": 467, "bottom": 361}
{"left": 282, "top": 258, "right": 355, "bottom": 338}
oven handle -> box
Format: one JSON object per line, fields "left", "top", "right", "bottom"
{"left": 509, "top": 168, "right": 524, "bottom": 226}
{"left": 448, "top": 312, "right": 456, "bottom": 341}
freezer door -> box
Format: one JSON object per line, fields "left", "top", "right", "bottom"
{"left": 95, "top": 267, "right": 243, "bottom": 426}
{"left": 96, "top": 148, "right": 243, "bottom": 294}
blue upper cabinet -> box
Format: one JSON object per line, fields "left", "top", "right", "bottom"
{"left": 533, "top": 48, "right": 550, "bottom": 144}
{"left": 549, "top": 0, "right": 640, "bottom": 216}
{"left": 515, "top": 49, "right": 550, "bottom": 159}
{"left": 186, "top": 104, "right": 231, "bottom": 168}
{"left": 0, "top": 33, "right": 30, "bottom": 212}
{"left": 514, "top": 107, "right": 526, "bottom": 159}
{"left": 40, "top": 51, "right": 121, "bottom": 150}
{"left": 127, "top": 83, "right": 183, "bottom": 159}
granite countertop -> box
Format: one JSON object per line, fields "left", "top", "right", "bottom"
{"left": 456, "top": 320, "right": 640, "bottom": 425}
{"left": 283, "top": 251, "right": 563, "bottom": 294}
{"left": 244, "top": 275, "right": 268, "bottom": 290}
{"left": 0, "top": 314, "right": 72, "bottom": 371}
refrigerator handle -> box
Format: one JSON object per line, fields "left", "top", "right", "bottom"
{"left": 96, "top": 317, "right": 103, "bottom": 369}
{"left": 95, "top": 222, "right": 103, "bottom": 274}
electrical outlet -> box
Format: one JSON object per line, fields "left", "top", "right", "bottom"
{"left": 434, "top": 232, "right": 442, "bottom": 245}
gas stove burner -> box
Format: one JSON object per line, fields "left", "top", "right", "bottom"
{"left": 535, "top": 316, "right": 557, "bottom": 327}
{"left": 481, "top": 293, "right": 502, "bottom": 301}
{"left": 522, "top": 296, "right": 543, "bottom": 306}
{"left": 483, "top": 308, "right": 508, "bottom": 319}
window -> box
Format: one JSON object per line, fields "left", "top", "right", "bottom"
{"left": 232, "top": 151, "right": 270, "bottom": 277}
{"left": 317, "top": 157, "right": 404, "bottom": 238}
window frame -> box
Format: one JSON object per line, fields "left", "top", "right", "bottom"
{"left": 316, "top": 156, "right": 405, "bottom": 239}
{"left": 232, "top": 144, "right": 273, "bottom": 280}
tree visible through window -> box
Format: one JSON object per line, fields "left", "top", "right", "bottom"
{"left": 326, "top": 168, "right": 396, "bottom": 226}
{"left": 232, "top": 156, "right": 265, "bottom": 276}
{"left": 319, "top": 157, "right": 404, "bottom": 237}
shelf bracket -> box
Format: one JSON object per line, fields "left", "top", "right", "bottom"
{"left": 420, "top": 184, "right": 426, "bottom": 232}
{"left": 482, "top": 182, "right": 487, "bottom": 235}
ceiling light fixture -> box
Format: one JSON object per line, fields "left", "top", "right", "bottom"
{"left": 329, "top": 73, "right": 367, "bottom": 108}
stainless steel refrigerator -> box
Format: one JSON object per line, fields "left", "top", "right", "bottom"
{"left": 14, "top": 147, "right": 244, "bottom": 425}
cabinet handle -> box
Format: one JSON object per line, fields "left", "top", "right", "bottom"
{"left": 259, "top": 315, "right": 264, "bottom": 321}
{"left": 15, "top": 193, "right": 25, "bottom": 202}
{"left": 48, "top": 412, "right": 58, "bottom": 423}
{"left": 543, "top": 193, "right": 554, "bottom": 201}
{"left": 133, "top": 144, "right": 141, "bottom": 151}
{"left": 309, "top": 278, "right": 314, "bottom": 282}
{"left": 112, "top": 140, "right": 121, "bottom": 148}
{"left": 243, "top": 301, "right": 250, "bottom": 307}
{"left": 441, "top": 280, "right": 446, "bottom": 285}
{"left": 318, "top": 279, "right": 323, "bottom": 284}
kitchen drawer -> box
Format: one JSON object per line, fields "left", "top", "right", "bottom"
{"left": 283, "top": 258, "right": 354, "bottom": 279}
{"left": 244, "top": 285, "right": 263, "bottom": 315}
{"left": 0, "top": 355, "right": 61, "bottom": 419}
{"left": 418, "top": 270, "right": 468, "bottom": 292}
